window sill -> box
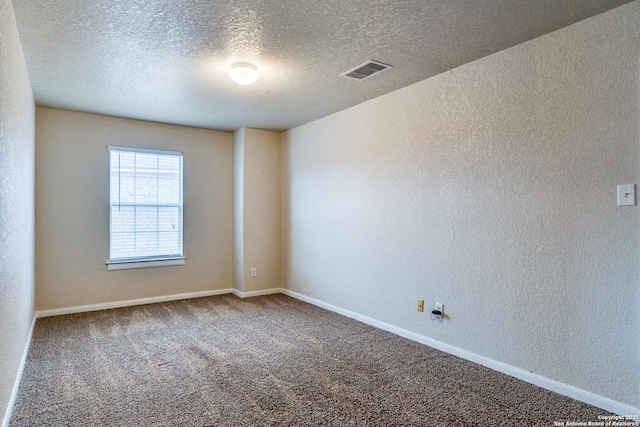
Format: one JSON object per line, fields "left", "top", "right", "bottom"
{"left": 107, "top": 257, "right": 186, "bottom": 271}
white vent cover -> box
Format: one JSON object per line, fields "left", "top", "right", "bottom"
{"left": 341, "top": 60, "right": 392, "bottom": 81}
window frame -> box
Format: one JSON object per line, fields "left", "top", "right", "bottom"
{"left": 106, "top": 145, "right": 185, "bottom": 271}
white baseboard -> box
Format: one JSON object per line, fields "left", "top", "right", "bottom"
{"left": 232, "top": 287, "right": 283, "bottom": 298}
{"left": 35, "top": 288, "right": 234, "bottom": 318}
{"left": 281, "top": 289, "right": 640, "bottom": 417}
{"left": 2, "top": 315, "right": 36, "bottom": 427}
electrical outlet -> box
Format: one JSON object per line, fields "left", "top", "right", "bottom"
{"left": 435, "top": 303, "right": 444, "bottom": 315}
{"left": 417, "top": 299, "right": 424, "bottom": 312}
{"left": 251, "top": 268, "right": 257, "bottom": 277}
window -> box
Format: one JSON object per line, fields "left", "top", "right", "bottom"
{"left": 107, "top": 145, "right": 184, "bottom": 270}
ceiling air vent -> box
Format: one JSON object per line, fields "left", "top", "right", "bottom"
{"left": 341, "top": 60, "right": 392, "bottom": 81}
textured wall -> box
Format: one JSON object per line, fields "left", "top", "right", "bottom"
{"left": 282, "top": 2, "right": 639, "bottom": 408}
{"left": 0, "top": 0, "right": 35, "bottom": 421}
{"left": 233, "top": 129, "right": 246, "bottom": 292}
{"left": 35, "top": 108, "right": 233, "bottom": 310}
{"left": 234, "top": 128, "right": 281, "bottom": 293}
{"left": 243, "top": 128, "right": 281, "bottom": 292}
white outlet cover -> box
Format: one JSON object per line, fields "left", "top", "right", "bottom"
{"left": 617, "top": 184, "right": 636, "bottom": 206}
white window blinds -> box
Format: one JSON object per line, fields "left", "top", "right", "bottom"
{"left": 109, "top": 146, "right": 183, "bottom": 262}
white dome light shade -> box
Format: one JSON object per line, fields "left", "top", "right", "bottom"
{"left": 229, "top": 62, "right": 258, "bottom": 85}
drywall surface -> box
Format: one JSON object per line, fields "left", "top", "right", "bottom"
{"left": 242, "top": 128, "right": 281, "bottom": 292}
{"left": 36, "top": 108, "right": 233, "bottom": 310}
{"left": 0, "top": 0, "right": 35, "bottom": 421}
{"left": 282, "top": 2, "right": 640, "bottom": 409}
{"left": 233, "top": 129, "right": 245, "bottom": 292}
{"left": 234, "top": 128, "right": 281, "bottom": 293}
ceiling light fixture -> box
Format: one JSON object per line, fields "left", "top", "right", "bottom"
{"left": 229, "top": 62, "right": 258, "bottom": 85}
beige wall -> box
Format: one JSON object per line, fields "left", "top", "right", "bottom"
{"left": 243, "top": 128, "right": 281, "bottom": 292}
{"left": 282, "top": 2, "right": 639, "bottom": 409}
{"left": 0, "top": 0, "right": 35, "bottom": 421}
{"left": 233, "top": 129, "right": 245, "bottom": 292}
{"left": 233, "top": 128, "right": 281, "bottom": 294}
{"left": 35, "top": 108, "right": 233, "bottom": 310}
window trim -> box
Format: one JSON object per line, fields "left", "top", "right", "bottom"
{"left": 106, "top": 257, "right": 185, "bottom": 271}
{"left": 108, "top": 145, "right": 183, "bottom": 157}
{"left": 107, "top": 145, "right": 185, "bottom": 270}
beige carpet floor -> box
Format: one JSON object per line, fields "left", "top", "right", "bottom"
{"left": 10, "top": 294, "right": 607, "bottom": 426}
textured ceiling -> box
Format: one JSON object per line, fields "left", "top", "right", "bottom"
{"left": 11, "top": 0, "right": 632, "bottom": 132}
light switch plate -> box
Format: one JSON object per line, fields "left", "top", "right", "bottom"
{"left": 617, "top": 184, "right": 636, "bottom": 206}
